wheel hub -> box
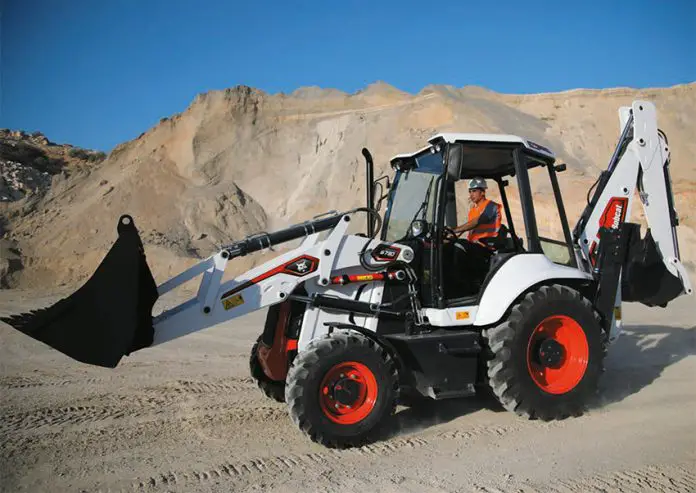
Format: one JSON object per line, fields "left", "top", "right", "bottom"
{"left": 537, "top": 339, "right": 565, "bottom": 368}
{"left": 332, "top": 378, "right": 360, "bottom": 406}
{"left": 319, "top": 361, "right": 378, "bottom": 425}
{"left": 526, "top": 315, "right": 590, "bottom": 395}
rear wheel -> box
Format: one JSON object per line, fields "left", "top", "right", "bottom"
{"left": 285, "top": 331, "right": 398, "bottom": 448}
{"left": 483, "top": 284, "right": 605, "bottom": 420}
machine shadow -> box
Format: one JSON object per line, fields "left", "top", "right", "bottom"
{"left": 383, "top": 390, "right": 505, "bottom": 440}
{"left": 382, "top": 323, "right": 694, "bottom": 440}
{"left": 591, "top": 323, "right": 696, "bottom": 408}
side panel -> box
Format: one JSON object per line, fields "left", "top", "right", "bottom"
{"left": 297, "top": 236, "right": 406, "bottom": 351}
{"left": 474, "top": 254, "right": 592, "bottom": 326}
{"left": 423, "top": 306, "right": 478, "bottom": 327}
{"left": 587, "top": 197, "right": 628, "bottom": 267}
{"left": 350, "top": 278, "right": 385, "bottom": 330}
{"left": 299, "top": 276, "right": 383, "bottom": 351}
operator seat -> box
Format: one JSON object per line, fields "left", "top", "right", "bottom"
{"left": 478, "top": 225, "right": 525, "bottom": 288}
{"left": 477, "top": 224, "right": 522, "bottom": 253}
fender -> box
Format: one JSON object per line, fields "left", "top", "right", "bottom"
{"left": 257, "top": 300, "right": 295, "bottom": 381}
{"left": 322, "top": 322, "right": 409, "bottom": 380}
{"left": 474, "top": 254, "right": 592, "bottom": 326}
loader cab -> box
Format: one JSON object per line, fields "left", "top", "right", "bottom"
{"left": 379, "top": 133, "right": 576, "bottom": 310}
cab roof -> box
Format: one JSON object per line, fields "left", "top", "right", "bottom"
{"left": 389, "top": 132, "right": 556, "bottom": 179}
{"left": 429, "top": 133, "right": 555, "bottom": 160}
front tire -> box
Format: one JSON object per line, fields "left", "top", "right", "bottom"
{"left": 483, "top": 284, "right": 605, "bottom": 420}
{"left": 285, "top": 331, "right": 398, "bottom": 448}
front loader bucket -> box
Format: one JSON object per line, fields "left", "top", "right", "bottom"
{"left": 0, "top": 215, "right": 159, "bottom": 368}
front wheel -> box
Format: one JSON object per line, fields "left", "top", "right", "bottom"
{"left": 483, "top": 284, "right": 605, "bottom": 420}
{"left": 285, "top": 331, "right": 398, "bottom": 448}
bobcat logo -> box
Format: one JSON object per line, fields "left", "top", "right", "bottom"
{"left": 611, "top": 203, "right": 624, "bottom": 229}
{"left": 282, "top": 256, "right": 319, "bottom": 276}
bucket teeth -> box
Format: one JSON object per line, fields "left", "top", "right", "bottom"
{"left": 1, "top": 311, "right": 35, "bottom": 328}
{"left": 2, "top": 303, "right": 66, "bottom": 333}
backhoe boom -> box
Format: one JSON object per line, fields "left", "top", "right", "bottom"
{"left": 573, "top": 101, "right": 692, "bottom": 339}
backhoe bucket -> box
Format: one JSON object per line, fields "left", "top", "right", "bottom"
{"left": 621, "top": 227, "right": 686, "bottom": 307}
{"left": 1, "top": 215, "right": 159, "bottom": 368}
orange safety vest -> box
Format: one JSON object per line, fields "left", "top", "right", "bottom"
{"left": 467, "top": 198, "right": 502, "bottom": 244}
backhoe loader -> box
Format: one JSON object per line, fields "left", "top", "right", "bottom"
{"left": 2, "top": 101, "right": 692, "bottom": 448}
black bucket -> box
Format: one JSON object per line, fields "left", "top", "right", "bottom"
{"left": 621, "top": 227, "right": 685, "bottom": 307}
{"left": 1, "top": 215, "right": 159, "bottom": 368}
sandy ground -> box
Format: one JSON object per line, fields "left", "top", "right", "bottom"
{"left": 0, "top": 289, "right": 695, "bottom": 493}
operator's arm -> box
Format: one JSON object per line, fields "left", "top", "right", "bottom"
{"left": 454, "top": 216, "right": 479, "bottom": 235}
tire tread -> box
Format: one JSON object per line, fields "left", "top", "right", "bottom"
{"left": 482, "top": 284, "right": 606, "bottom": 421}
{"left": 285, "top": 331, "right": 398, "bottom": 448}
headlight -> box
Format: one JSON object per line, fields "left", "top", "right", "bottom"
{"left": 410, "top": 220, "right": 426, "bottom": 237}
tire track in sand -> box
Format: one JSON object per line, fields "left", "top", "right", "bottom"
{"left": 0, "top": 375, "right": 256, "bottom": 392}
{"left": 1, "top": 392, "right": 279, "bottom": 435}
{"left": 134, "top": 437, "right": 430, "bottom": 490}
{"left": 0, "top": 402, "right": 287, "bottom": 458}
{"left": 131, "top": 422, "right": 531, "bottom": 490}
{"left": 138, "top": 462, "right": 690, "bottom": 493}
{"left": 532, "top": 464, "right": 695, "bottom": 493}
{"left": 169, "top": 377, "right": 256, "bottom": 395}
{"left": 0, "top": 405, "right": 131, "bottom": 432}
{"left": 73, "top": 378, "right": 262, "bottom": 410}
{"left": 0, "top": 375, "right": 106, "bottom": 389}
{"left": 0, "top": 375, "right": 262, "bottom": 418}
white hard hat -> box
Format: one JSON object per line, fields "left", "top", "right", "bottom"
{"left": 468, "top": 177, "right": 487, "bottom": 190}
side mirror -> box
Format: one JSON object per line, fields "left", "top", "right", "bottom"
{"left": 554, "top": 163, "right": 567, "bottom": 172}
{"left": 372, "top": 175, "right": 390, "bottom": 211}
{"left": 375, "top": 174, "right": 390, "bottom": 190}
{"left": 373, "top": 182, "right": 383, "bottom": 210}
{"left": 446, "top": 143, "right": 463, "bottom": 180}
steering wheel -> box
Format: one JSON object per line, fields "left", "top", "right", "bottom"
{"left": 443, "top": 226, "right": 460, "bottom": 242}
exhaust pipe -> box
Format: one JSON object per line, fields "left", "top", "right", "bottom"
{"left": 363, "top": 147, "right": 375, "bottom": 237}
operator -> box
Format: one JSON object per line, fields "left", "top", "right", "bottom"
{"left": 453, "top": 177, "right": 502, "bottom": 247}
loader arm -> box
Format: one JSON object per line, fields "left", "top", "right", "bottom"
{"left": 573, "top": 101, "right": 692, "bottom": 339}
{"left": 1, "top": 209, "right": 415, "bottom": 368}
{"left": 150, "top": 211, "right": 414, "bottom": 347}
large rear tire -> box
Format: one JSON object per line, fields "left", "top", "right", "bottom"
{"left": 483, "top": 284, "right": 605, "bottom": 420}
{"left": 249, "top": 336, "right": 286, "bottom": 403}
{"left": 285, "top": 331, "right": 398, "bottom": 448}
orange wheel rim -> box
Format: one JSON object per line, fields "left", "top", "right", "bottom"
{"left": 319, "top": 361, "right": 378, "bottom": 425}
{"left": 526, "top": 315, "right": 589, "bottom": 395}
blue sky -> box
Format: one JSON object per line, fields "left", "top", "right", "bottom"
{"left": 2, "top": 0, "right": 694, "bottom": 151}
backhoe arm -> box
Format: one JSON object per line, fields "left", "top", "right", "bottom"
{"left": 574, "top": 101, "right": 692, "bottom": 314}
